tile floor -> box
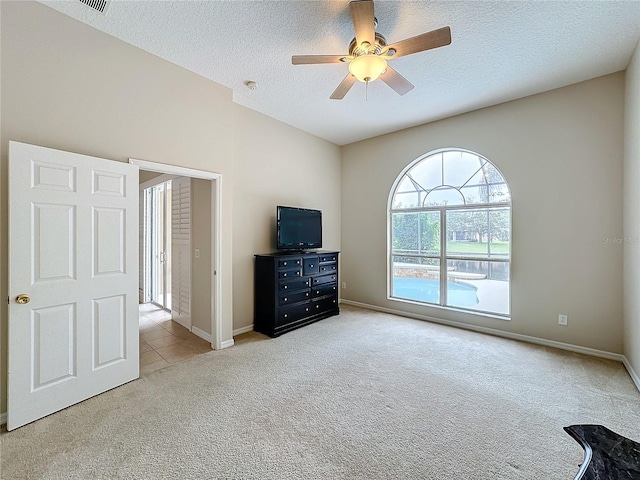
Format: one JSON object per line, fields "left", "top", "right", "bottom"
{"left": 139, "top": 303, "right": 212, "bottom": 376}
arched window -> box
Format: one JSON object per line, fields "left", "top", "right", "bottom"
{"left": 388, "top": 149, "right": 511, "bottom": 317}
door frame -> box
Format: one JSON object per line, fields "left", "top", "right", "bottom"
{"left": 130, "top": 159, "right": 223, "bottom": 350}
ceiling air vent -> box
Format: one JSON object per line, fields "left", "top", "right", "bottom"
{"left": 77, "top": 0, "right": 110, "bottom": 14}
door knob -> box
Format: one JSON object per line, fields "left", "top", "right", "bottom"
{"left": 15, "top": 294, "right": 30, "bottom": 304}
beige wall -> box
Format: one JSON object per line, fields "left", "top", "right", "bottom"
{"left": 0, "top": 1, "right": 343, "bottom": 414}
{"left": 341, "top": 73, "right": 625, "bottom": 354}
{"left": 139, "top": 170, "right": 163, "bottom": 184}
{"left": 231, "top": 104, "right": 341, "bottom": 330}
{"left": 624, "top": 40, "right": 640, "bottom": 382}
{"left": 191, "top": 178, "right": 212, "bottom": 334}
{"left": 0, "top": 1, "right": 236, "bottom": 413}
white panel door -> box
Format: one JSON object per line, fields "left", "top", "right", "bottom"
{"left": 7, "top": 141, "right": 139, "bottom": 430}
{"left": 171, "top": 177, "right": 191, "bottom": 329}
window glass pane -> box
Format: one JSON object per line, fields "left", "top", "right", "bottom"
{"left": 419, "top": 212, "right": 440, "bottom": 255}
{"left": 424, "top": 186, "right": 465, "bottom": 206}
{"left": 392, "top": 256, "right": 440, "bottom": 304}
{"left": 392, "top": 212, "right": 441, "bottom": 255}
{"left": 460, "top": 185, "right": 489, "bottom": 204}
{"left": 489, "top": 208, "right": 510, "bottom": 257}
{"left": 484, "top": 163, "right": 510, "bottom": 203}
{"left": 407, "top": 154, "right": 442, "bottom": 191}
{"left": 446, "top": 209, "right": 490, "bottom": 256}
{"left": 488, "top": 182, "right": 511, "bottom": 203}
{"left": 446, "top": 260, "right": 510, "bottom": 315}
{"left": 443, "top": 151, "right": 484, "bottom": 186}
{"left": 392, "top": 191, "right": 420, "bottom": 209}
{"left": 391, "top": 212, "right": 418, "bottom": 254}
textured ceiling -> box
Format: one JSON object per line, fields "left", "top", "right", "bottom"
{"left": 40, "top": 1, "right": 640, "bottom": 146}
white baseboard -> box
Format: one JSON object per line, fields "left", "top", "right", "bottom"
{"left": 0, "top": 411, "right": 6, "bottom": 425}
{"left": 340, "top": 299, "right": 625, "bottom": 362}
{"left": 623, "top": 356, "right": 640, "bottom": 392}
{"left": 191, "top": 326, "right": 212, "bottom": 343}
{"left": 220, "top": 339, "right": 235, "bottom": 349}
{"left": 233, "top": 325, "right": 254, "bottom": 336}
{"left": 191, "top": 326, "right": 235, "bottom": 350}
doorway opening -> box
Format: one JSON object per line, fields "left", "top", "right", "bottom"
{"left": 132, "top": 159, "right": 224, "bottom": 359}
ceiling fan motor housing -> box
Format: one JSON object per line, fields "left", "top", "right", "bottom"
{"left": 349, "top": 32, "right": 388, "bottom": 57}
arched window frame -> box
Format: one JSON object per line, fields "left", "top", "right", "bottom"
{"left": 387, "top": 148, "right": 512, "bottom": 318}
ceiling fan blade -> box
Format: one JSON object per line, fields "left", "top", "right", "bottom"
{"left": 292, "top": 55, "right": 346, "bottom": 65}
{"left": 330, "top": 74, "right": 357, "bottom": 100}
{"left": 349, "top": 0, "right": 375, "bottom": 47}
{"left": 379, "top": 66, "right": 414, "bottom": 96}
{"left": 386, "top": 26, "right": 451, "bottom": 59}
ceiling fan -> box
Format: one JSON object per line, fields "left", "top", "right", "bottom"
{"left": 292, "top": 0, "right": 451, "bottom": 100}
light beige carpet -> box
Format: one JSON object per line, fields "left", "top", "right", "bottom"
{"left": 1, "top": 305, "right": 639, "bottom": 479}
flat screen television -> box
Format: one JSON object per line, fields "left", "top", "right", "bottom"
{"left": 277, "top": 206, "right": 322, "bottom": 251}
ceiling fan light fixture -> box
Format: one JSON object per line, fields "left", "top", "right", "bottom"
{"left": 348, "top": 54, "right": 387, "bottom": 83}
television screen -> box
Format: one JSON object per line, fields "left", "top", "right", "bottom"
{"left": 277, "top": 206, "right": 322, "bottom": 250}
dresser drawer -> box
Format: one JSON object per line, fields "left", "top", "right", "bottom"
{"left": 280, "top": 289, "right": 310, "bottom": 305}
{"left": 303, "top": 257, "right": 319, "bottom": 275}
{"left": 319, "top": 253, "right": 338, "bottom": 263}
{"left": 279, "top": 277, "right": 310, "bottom": 292}
{"left": 278, "top": 267, "right": 301, "bottom": 279}
{"left": 278, "top": 257, "right": 302, "bottom": 269}
{"left": 312, "top": 283, "right": 337, "bottom": 298}
{"left": 318, "top": 262, "right": 337, "bottom": 274}
{"left": 311, "top": 296, "right": 338, "bottom": 313}
{"left": 311, "top": 273, "right": 337, "bottom": 286}
{"left": 278, "top": 303, "right": 312, "bottom": 326}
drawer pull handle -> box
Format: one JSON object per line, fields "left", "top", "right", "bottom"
{"left": 316, "top": 305, "right": 320, "bottom": 309}
{"left": 305, "top": 308, "right": 309, "bottom": 312}
{"left": 310, "top": 264, "right": 314, "bottom": 267}
{"left": 284, "top": 297, "right": 288, "bottom": 302}
{"left": 306, "top": 293, "right": 309, "bottom": 297}
{"left": 284, "top": 285, "right": 288, "bottom": 289}
{"left": 284, "top": 314, "right": 288, "bottom": 318}
{"left": 283, "top": 262, "right": 287, "bottom": 266}
{"left": 283, "top": 273, "right": 287, "bottom": 277}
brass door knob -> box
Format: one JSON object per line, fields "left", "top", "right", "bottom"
{"left": 15, "top": 294, "right": 30, "bottom": 304}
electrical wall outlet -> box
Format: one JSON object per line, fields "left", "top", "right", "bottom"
{"left": 342, "top": 282, "right": 347, "bottom": 289}
{"left": 558, "top": 314, "right": 568, "bottom": 326}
